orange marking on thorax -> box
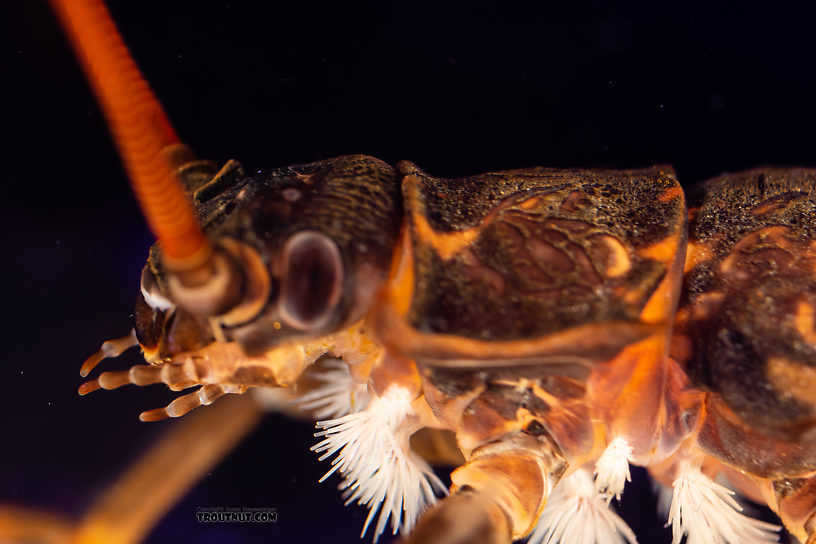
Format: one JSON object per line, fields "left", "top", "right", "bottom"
{"left": 767, "top": 356, "right": 816, "bottom": 404}
{"left": 403, "top": 175, "right": 481, "bottom": 261}
{"left": 639, "top": 233, "right": 684, "bottom": 324}
{"left": 518, "top": 196, "right": 542, "bottom": 210}
{"left": 593, "top": 234, "right": 631, "bottom": 277}
{"left": 405, "top": 175, "right": 564, "bottom": 262}
{"left": 638, "top": 233, "right": 680, "bottom": 263}
{"left": 795, "top": 301, "right": 816, "bottom": 345}
{"left": 683, "top": 240, "right": 715, "bottom": 273}
{"left": 658, "top": 185, "right": 684, "bottom": 203}
{"left": 411, "top": 210, "right": 480, "bottom": 261}
{"left": 385, "top": 225, "right": 416, "bottom": 317}
{"left": 719, "top": 225, "right": 794, "bottom": 274}
{"left": 639, "top": 267, "right": 679, "bottom": 323}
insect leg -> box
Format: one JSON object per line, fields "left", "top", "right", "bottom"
{"left": 79, "top": 330, "right": 139, "bottom": 377}
{"left": 406, "top": 433, "right": 566, "bottom": 544}
{"left": 0, "top": 505, "right": 72, "bottom": 544}
{"left": 402, "top": 488, "right": 511, "bottom": 544}
{"left": 78, "top": 366, "right": 189, "bottom": 399}
{"left": 770, "top": 474, "right": 816, "bottom": 544}
{"left": 78, "top": 360, "right": 202, "bottom": 395}
{"left": 137, "top": 384, "right": 246, "bottom": 422}
{"left": 71, "top": 394, "right": 262, "bottom": 544}
{"left": 0, "top": 394, "right": 261, "bottom": 544}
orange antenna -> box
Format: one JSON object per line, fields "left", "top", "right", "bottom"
{"left": 50, "top": 0, "right": 210, "bottom": 269}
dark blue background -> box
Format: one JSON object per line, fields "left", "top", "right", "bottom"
{"left": 6, "top": 1, "right": 813, "bottom": 542}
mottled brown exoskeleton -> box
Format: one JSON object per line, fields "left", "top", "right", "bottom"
{"left": 32, "top": 1, "right": 816, "bottom": 544}
{"left": 670, "top": 168, "right": 816, "bottom": 544}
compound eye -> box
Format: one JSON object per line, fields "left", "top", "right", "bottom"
{"left": 279, "top": 231, "right": 344, "bottom": 331}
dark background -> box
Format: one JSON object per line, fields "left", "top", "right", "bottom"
{"left": 4, "top": 1, "right": 814, "bottom": 543}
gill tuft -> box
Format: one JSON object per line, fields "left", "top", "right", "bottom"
{"left": 311, "top": 385, "right": 446, "bottom": 541}
{"left": 529, "top": 467, "right": 638, "bottom": 544}
{"left": 667, "top": 459, "right": 780, "bottom": 544}
{"left": 594, "top": 436, "right": 634, "bottom": 502}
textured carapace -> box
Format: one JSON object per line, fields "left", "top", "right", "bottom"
{"left": 376, "top": 163, "right": 687, "bottom": 468}
{"left": 85, "top": 161, "right": 816, "bottom": 544}
{"left": 137, "top": 155, "right": 402, "bottom": 360}
{"left": 672, "top": 168, "right": 816, "bottom": 544}
{"left": 678, "top": 168, "right": 816, "bottom": 470}
{"left": 99, "top": 159, "right": 815, "bottom": 544}
{"left": 50, "top": 1, "right": 816, "bottom": 543}
{"left": 393, "top": 162, "right": 683, "bottom": 343}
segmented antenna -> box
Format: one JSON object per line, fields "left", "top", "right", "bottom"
{"left": 50, "top": 0, "right": 210, "bottom": 268}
